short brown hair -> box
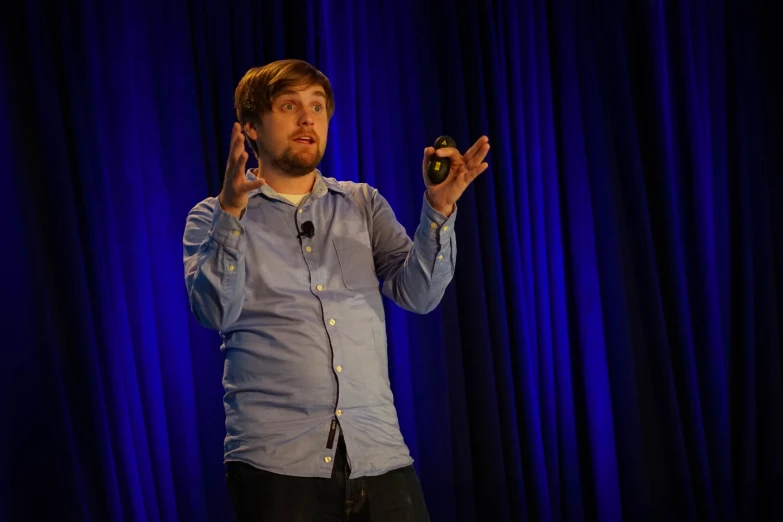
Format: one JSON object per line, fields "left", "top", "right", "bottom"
{"left": 234, "top": 59, "right": 335, "bottom": 126}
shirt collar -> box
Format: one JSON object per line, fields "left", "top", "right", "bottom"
{"left": 246, "top": 169, "right": 346, "bottom": 201}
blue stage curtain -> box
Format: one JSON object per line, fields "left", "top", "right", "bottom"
{"left": 1, "top": 0, "right": 780, "bottom": 520}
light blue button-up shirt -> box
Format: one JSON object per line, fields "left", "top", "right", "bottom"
{"left": 183, "top": 170, "right": 457, "bottom": 478}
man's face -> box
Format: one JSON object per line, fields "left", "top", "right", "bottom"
{"left": 249, "top": 84, "right": 329, "bottom": 177}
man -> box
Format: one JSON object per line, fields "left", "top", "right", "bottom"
{"left": 183, "top": 59, "right": 489, "bottom": 521}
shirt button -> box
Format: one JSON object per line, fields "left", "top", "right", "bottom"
{"left": 228, "top": 265, "right": 235, "bottom": 271}
{"left": 336, "top": 409, "right": 343, "bottom": 416}
{"left": 438, "top": 255, "right": 444, "bottom": 261}
{"left": 336, "top": 365, "right": 343, "bottom": 373}
{"left": 329, "top": 319, "right": 336, "bottom": 326}
{"left": 316, "top": 284, "right": 323, "bottom": 291}
{"left": 430, "top": 222, "right": 438, "bottom": 229}
{"left": 232, "top": 230, "right": 240, "bottom": 236}
{"left": 443, "top": 226, "right": 449, "bottom": 231}
{"left": 325, "top": 456, "right": 332, "bottom": 463}
{"left": 298, "top": 209, "right": 303, "bottom": 213}
{"left": 306, "top": 246, "right": 312, "bottom": 253}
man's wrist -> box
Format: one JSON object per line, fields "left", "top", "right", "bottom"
{"left": 218, "top": 194, "right": 245, "bottom": 219}
{"left": 426, "top": 191, "right": 454, "bottom": 217}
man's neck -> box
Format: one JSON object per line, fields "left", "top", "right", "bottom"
{"left": 256, "top": 168, "right": 317, "bottom": 195}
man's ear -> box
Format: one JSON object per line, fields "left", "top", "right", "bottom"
{"left": 242, "top": 120, "right": 259, "bottom": 142}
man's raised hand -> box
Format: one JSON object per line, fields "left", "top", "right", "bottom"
{"left": 218, "top": 123, "right": 266, "bottom": 218}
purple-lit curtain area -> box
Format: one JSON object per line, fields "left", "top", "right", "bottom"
{"left": 1, "top": 0, "right": 781, "bottom": 520}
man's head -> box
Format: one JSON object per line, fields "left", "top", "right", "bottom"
{"left": 234, "top": 59, "right": 334, "bottom": 178}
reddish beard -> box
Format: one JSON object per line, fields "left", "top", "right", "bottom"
{"left": 259, "top": 140, "right": 323, "bottom": 177}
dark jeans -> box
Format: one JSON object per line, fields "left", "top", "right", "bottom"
{"left": 225, "top": 436, "right": 430, "bottom": 521}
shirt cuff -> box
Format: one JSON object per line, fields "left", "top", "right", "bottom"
{"left": 209, "top": 200, "right": 246, "bottom": 252}
{"left": 419, "top": 192, "right": 457, "bottom": 243}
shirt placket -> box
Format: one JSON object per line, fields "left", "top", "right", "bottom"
{"left": 297, "top": 195, "right": 345, "bottom": 471}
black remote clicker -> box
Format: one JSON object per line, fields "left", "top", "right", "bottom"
{"left": 426, "top": 135, "right": 457, "bottom": 185}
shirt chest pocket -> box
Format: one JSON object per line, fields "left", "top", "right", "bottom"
{"left": 333, "top": 237, "right": 379, "bottom": 290}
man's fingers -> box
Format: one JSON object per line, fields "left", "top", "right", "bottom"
{"left": 232, "top": 133, "right": 246, "bottom": 161}
{"left": 425, "top": 140, "right": 488, "bottom": 194}
{"left": 229, "top": 123, "right": 242, "bottom": 155}
{"left": 229, "top": 122, "right": 240, "bottom": 144}
{"left": 239, "top": 178, "right": 266, "bottom": 193}
{"left": 248, "top": 168, "right": 265, "bottom": 188}
{"left": 453, "top": 162, "right": 488, "bottom": 186}
{"left": 462, "top": 136, "right": 489, "bottom": 163}
{"left": 422, "top": 147, "right": 436, "bottom": 171}
{"left": 233, "top": 151, "right": 248, "bottom": 179}
{"left": 225, "top": 149, "right": 248, "bottom": 190}
{"left": 466, "top": 162, "right": 489, "bottom": 182}
{"left": 435, "top": 147, "right": 466, "bottom": 171}
{"left": 435, "top": 147, "right": 462, "bottom": 162}
{"left": 226, "top": 125, "right": 244, "bottom": 171}
{"left": 465, "top": 143, "right": 490, "bottom": 169}
{"left": 230, "top": 147, "right": 245, "bottom": 166}
{"left": 232, "top": 173, "right": 264, "bottom": 195}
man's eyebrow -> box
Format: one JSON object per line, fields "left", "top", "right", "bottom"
{"left": 274, "top": 89, "right": 327, "bottom": 99}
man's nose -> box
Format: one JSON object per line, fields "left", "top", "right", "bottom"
{"left": 298, "top": 109, "right": 314, "bottom": 126}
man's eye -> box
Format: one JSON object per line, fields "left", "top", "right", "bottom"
{"left": 283, "top": 103, "right": 294, "bottom": 110}
{"left": 313, "top": 105, "right": 322, "bottom": 113}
